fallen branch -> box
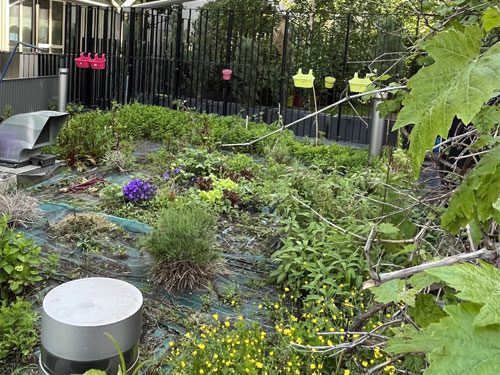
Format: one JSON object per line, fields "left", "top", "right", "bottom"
{"left": 349, "top": 303, "right": 392, "bottom": 332}
{"left": 364, "top": 225, "right": 379, "bottom": 280}
{"left": 363, "top": 246, "right": 498, "bottom": 289}
{"left": 291, "top": 320, "right": 401, "bottom": 354}
{"left": 366, "top": 354, "right": 405, "bottom": 375}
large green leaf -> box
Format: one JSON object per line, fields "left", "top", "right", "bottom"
{"left": 387, "top": 303, "right": 500, "bottom": 374}
{"left": 441, "top": 145, "right": 500, "bottom": 233}
{"left": 472, "top": 106, "right": 500, "bottom": 135}
{"left": 393, "top": 25, "right": 500, "bottom": 176}
{"left": 425, "top": 261, "right": 500, "bottom": 327}
{"left": 482, "top": 7, "right": 500, "bottom": 32}
{"left": 409, "top": 294, "right": 447, "bottom": 328}
{"left": 371, "top": 279, "right": 419, "bottom": 307}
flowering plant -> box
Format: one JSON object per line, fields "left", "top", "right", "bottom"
{"left": 163, "top": 166, "right": 183, "bottom": 181}
{"left": 122, "top": 179, "right": 157, "bottom": 202}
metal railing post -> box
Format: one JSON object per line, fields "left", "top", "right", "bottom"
{"left": 58, "top": 68, "right": 69, "bottom": 112}
{"left": 125, "top": 8, "right": 136, "bottom": 103}
{"left": 172, "top": 6, "right": 183, "bottom": 102}
{"left": 336, "top": 13, "right": 351, "bottom": 140}
{"left": 369, "top": 92, "right": 387, "bottom": 157}
{"left": 279, "top": 12, "right": 290, "bottom": 123}
{"left": 222, "top": 10, "right": 234, "bottom": 116}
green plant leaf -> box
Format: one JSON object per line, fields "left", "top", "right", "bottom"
{"left": 371, "top": 279, "right": 419, "bottom": 307}
{"left": 377, "top": 223, "right": 400, "bottom": 237}
{"left": 409, "top": 272, "right": 440, "bottom": 291}
{"left": 387, "top": 303, "right": 500, "bottom": 374}
{"left": 393, "top": 25, "right": 500, "bottom": 176}
{"left": 482, "top": 7, "right": 500, "bottom": 31}
{"left": 409, "top": 294, "right": 447, "bottom": 328}
{"left": 74, "top": 371, "right": 107, "bottom": 375}
{"left": 472, "top": 106, "right": 500, "bottom": 135}
{"left": 425, "top": 261, "right": 500, "bottom": 327}
{"left": 441, "top": 145, "right": 500, "bottom": 233}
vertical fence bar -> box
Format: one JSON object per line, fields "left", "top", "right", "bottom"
{"left": 126, "top": 8, "right": 135, "bottom": 103}
{"left": 336, "top": 12, "right": 351, "bottom": 141}
{"left": 222, "top": 10, "right": 233, "bottom": 116}
{"left": 84, "top": 6, "right": 93, "bottom": 107}
{"left": 279, "top": 12, "right": 290, "bottom": 124}
{"left": 200, "top": 9, "right": 209, "bottom": 112}
{"left": 173, "top": 6, "right": 183, "bottom": 103}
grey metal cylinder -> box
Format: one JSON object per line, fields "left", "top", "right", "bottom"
{"left": 58, "top": 68, "right": 69, "bottom": 112}
{"left": 40, "top": 277, "right": 143, "bottom": 375}
{"left": 369, "top": 92, "right": 387, "bottom": 157}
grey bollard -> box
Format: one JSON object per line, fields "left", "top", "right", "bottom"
{"left": 369, "top": 92, "right": 387, "bottom": 157}
{"left": 58, "top": 68, "right": 69, "bottom": 112}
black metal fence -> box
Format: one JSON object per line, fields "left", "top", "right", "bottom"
{"left": 6, "top": 4, "right": 423, "bottom": 145}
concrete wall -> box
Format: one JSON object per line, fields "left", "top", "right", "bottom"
{"left": 0, "top": 76, "right": 58, "bottom": 116}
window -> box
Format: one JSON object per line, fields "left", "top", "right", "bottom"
{"left": 8, "top": 1, "right": 20, "bottom": 48}
{"left": 39, "top": 0, "right": 49, "bottom": 44}
{"left": 51, "top": 1, "right": 63, "bottom": 46}
{"left": 36, "top": 0, "right": 65, "bottom": 53}
{"left": 22, "top": 1, "right": 32, "bottom": 45}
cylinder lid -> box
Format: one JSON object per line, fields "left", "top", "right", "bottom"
{"left": 43, "top": 277, "right": 143, "bottom": 327}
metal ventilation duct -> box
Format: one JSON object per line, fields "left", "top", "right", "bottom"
{"left": 0, "top": 110, "right": 68, "bottom": 166}
{"left": 40, "top": 278, "right": 143, "bottom": 375}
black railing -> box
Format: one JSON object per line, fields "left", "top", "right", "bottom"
{"left": 6, "top": 5, "right": 422, "bottom": 145}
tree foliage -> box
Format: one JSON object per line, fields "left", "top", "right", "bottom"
{"left": 426, "top": 261, "right": 500, "bottom": 327}
{"left": 393, "top": 25, "right": 500, "bottom": 176}
{"left": 441, "top": 144, "right": 500, "bottom": 233}
{"left": 387, "top": 303, "right": 500, "bottom": 375}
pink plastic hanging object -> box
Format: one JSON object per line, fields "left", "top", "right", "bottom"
{"left": 90, "top": 53, "right": 106, "bottom": 70}
{"left": 75, "top": 53, "right": 91, "bottom": 69}
{"left": 222, "top": 69, "right": 233, "bottom": 81}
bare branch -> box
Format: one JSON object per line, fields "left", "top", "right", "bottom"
{"left": 363, "top": 246, "right": 498, "bottom": 289}
{"left": 221, "top": 86, "right": 406, "bottom": 148}
{"left": 364, "top": 225, "right": 379, "bottom": 280}
{"left": 289, "top": 195, "right": 366, "bottom": 241}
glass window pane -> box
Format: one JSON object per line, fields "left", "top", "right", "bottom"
{"left": 52, "top": 1, "right": 63, "bottom": 46}
{"left": 9, "top": 1, "right": 20, "bottom": 48}
{"left": 39, "top": 0, "right": 49, "bottom": 44}
{"left": 22, "top": 1, "right": 32, "bottom": 44}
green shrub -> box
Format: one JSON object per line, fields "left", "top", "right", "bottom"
{"left": 225, "top": 153, "right": 257, "bottom": 172}
{"left": 0, "top": 216, "right": 48, "bottom": 300}
{"left": 173, "top": 148, "right": 226, "bottom": 176}
{"left": 290, "top": 141, "right": 370, "bottom": 174}
{"left": 116, "top": 103, "right": 193, "bottom": 141}
{"left": 0, "top": 299, "right": 38, "bottom": 360}
{"left": 144, "top": 205, "right": 219, "bottom": 290}
{"left": 99, "top": 183, "right": 124, "bottom": 209}
{"left": 53, "top": 110, "right": 113, "bottom": 166}
{"left": 271, "top": 219, "right": 366, "bottom": 301}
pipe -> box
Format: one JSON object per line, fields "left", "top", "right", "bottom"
{"left": 58, "top": 68, "right": 69, "bottom": 112}
{"left": 369, "top": 92, "right": 387, "bottom": 157}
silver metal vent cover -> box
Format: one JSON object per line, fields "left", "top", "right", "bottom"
{"left": 40, "top": 277, "right": 143, "bottom": 375}
{"left": 0, "top": 110, "right": 68, "bottom": 165}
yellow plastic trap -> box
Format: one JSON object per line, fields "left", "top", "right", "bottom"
{"left": 293, "top": 69, "right": 315, "bottom": 88}
{"left": 324, "top": 76, "right": 336, "bottom": 89}
{"left": 348, "top": 72, "right": 372, "bottom": 93}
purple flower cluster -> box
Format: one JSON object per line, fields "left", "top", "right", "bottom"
{"left": 123, "top": 179, "right": 157, "bottom": 202}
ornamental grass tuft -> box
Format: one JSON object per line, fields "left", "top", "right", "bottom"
{"left": 144, "top": 205, "right": 219, "bottom": 291}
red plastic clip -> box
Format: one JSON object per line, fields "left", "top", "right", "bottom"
{"left": 90, "top": 53, "right": 106, "bottom": 70}
{"left": 75, "top": 53, "right": 91, "bottom": 69}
